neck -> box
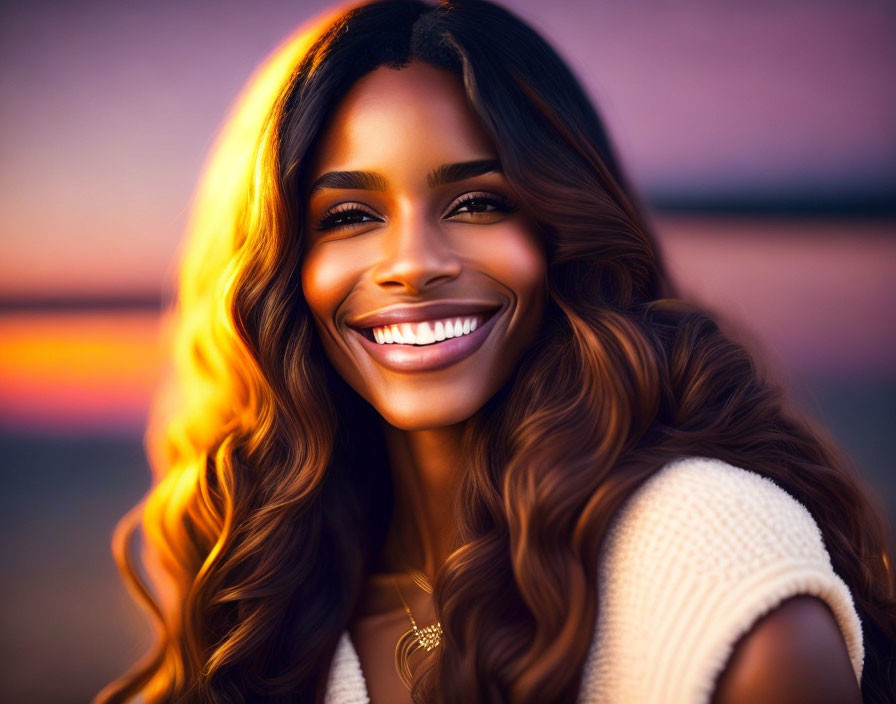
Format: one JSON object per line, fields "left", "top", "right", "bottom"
{"left": 378, "top": 420, "right": 464, "bottom": 580}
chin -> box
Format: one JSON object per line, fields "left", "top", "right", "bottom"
{"left": 374, "top": 393, "right": 486, "bottom": 431}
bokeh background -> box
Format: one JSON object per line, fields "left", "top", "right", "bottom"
{"left": 1, "top": 0, "right": 894, "bottom": 701}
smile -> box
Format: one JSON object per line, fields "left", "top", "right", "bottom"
{"left": 351, "top": 306, "right": 502, "bottom": 372}
{"left": 361, "top": 314, "right": 485, "bottom": 345}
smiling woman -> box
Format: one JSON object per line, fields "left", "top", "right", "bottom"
{"left": 301, "top": 63, "right": 545, "bottom": 430}
{"left": 96, "top": 2, "right": 895, "bottom": 704}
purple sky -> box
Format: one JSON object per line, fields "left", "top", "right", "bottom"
{"left": 1, "top": 0, "right": 894, "bottom": 297}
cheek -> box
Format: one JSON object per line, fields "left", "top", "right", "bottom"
{"left": 300, "top": 247, "right": 370, "bottom": 398}
{"left": 300, "top": 246, "right": 351, "bottom": 321}
{"left": 486, "top": 225, "right": 547, "bottom": 306}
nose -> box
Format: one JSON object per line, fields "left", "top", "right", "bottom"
{"left": 371, "top": 212, "right": 462, "bottom": 294}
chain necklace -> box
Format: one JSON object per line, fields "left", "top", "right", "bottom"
{"left": 392, "top": 569, "right": 443, "bottom": 691}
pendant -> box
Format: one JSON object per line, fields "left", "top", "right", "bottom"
{"left": 413, "top": 621, "right": 443, "bottom": 652}
{"left": 394, "top": 621, "right": 442, "bottom": 691}
{"left": 391, "top": 572, "right": 442, "bottom": 691}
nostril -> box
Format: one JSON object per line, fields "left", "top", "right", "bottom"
{"left": 371, "top": 251, "right": 463, "bottom": 294}
{"left": 423, "top": 272, "right": 460, "bottom": 289}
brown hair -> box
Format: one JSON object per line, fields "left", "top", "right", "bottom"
{"left": 97, "top": 1, "right": 896, "bottom": 702}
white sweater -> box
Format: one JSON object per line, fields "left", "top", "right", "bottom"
{"left": 325, "top": 457, "right": 864, "bottom": 703}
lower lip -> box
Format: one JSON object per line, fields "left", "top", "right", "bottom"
{"left": 353, "top": 311, "right": 501, "bottom": 372}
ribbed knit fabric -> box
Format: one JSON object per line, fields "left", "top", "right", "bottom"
{"left": 575, "top": 456, "right": 863, "bottom": 703}
{"left": 325, "top": 632, "right": 370, "bottom": 704}
{"left": 325, "top": 456, "right": 864, "bottom": 704}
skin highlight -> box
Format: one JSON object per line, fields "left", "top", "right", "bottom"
{"left": 712, "top": 596, "right": 862, "bottom": 704}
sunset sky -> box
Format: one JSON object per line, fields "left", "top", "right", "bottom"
{"left": 0, "top": 0, "right": 894, "bottom": 431}
{"left": 1, "top": 0, "right": 894, "bottom": 299}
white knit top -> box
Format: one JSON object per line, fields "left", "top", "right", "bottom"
{"left": 325, "top": 456, "right": 864, "bottom": 703}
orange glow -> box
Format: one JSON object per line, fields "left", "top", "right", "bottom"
{"left": 0, "top": 311, "right": 165, "bottom": 431}
{"left": 94, "top": 11, "right": 348, "bottom": 702}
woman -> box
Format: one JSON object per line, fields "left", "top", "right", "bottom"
{"left": 97, "top": 1, "right": 896, "bottom": 702}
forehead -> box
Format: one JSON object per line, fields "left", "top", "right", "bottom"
{"left": 309, "top": 61, "right": 497, "bottom": 175}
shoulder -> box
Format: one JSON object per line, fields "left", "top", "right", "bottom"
{"left": 597, "top": 457, "right": 855, "bottom": 600}
{"left": 577, "top": 456, "right": 864, "bottom": 704}
{"left": 605, "top": 456, "right": 856, "bottom": 586}
{"left": 711, "top": 594, "right": 861, "bottom": 704}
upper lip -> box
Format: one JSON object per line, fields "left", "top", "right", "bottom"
{"left": 347, "top": 300, "right": 502, "bottom": 330}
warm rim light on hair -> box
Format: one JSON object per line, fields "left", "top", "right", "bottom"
{"left": 95, "top": 8, "right": 348, "bottom": 703}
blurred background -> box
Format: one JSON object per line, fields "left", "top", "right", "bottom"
{"left": 1, "top": 0, "right": 894, "bottom": 701}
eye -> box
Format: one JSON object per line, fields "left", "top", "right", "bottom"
{"left": 314, "top": 203, "right": 381, "bottom": 231}
{"left": 445, "top": 191, "right": 518, "bottom": 221}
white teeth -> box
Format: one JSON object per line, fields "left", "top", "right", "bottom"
{"left": 368, "top": 315, "right": 486, "bottom": 345}
{"left": 416, "top": 321, "right": 436, "bottom": 344}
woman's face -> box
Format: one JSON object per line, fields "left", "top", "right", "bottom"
{"left": 300, "top": 61, "right": 546, "bottom": 430}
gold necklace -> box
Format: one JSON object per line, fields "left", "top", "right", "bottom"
{"left": 392, "top": 569, "right": 442, "bottom": 691}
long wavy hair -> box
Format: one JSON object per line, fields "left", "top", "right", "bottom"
{"left": 96, "top": 1, "right": 896, "bottom": 702}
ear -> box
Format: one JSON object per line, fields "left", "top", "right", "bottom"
{"left": 711, "top": 595, "right": 861, "bottom": 704}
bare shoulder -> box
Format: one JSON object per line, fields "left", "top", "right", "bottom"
{"left": 711, "top": 595, "right": 861, "bottom": 704}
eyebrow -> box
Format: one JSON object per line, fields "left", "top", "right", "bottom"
{"left": 307, "top": 158, "right": 501, "bottom": 198}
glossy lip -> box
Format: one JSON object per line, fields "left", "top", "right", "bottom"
{"left": 347, "top": 300, "right": 501, "bottom": 330}
{"left": 351, "top": 306, "right": 503, "bottom": 372}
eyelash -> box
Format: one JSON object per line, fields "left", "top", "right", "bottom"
{"left": 313, "top": 192, "right": 518, "bottom": 231}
